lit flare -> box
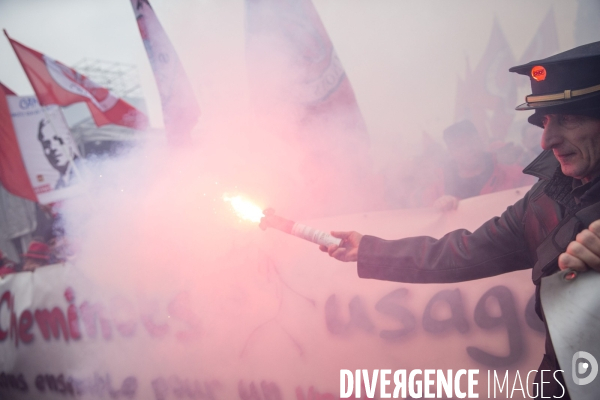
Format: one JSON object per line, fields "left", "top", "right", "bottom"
{"left": 223, "top": 194, "right": 264, "bottom": 223}
{"left": 223, "top": 196, "right": 341, "bottom": 247}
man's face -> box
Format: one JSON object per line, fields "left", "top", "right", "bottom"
{"left": 38, "top": 122, "right": 70, "bottom": 171}
{"left": 541, "top": 114, "right": 600, "bottom": 183}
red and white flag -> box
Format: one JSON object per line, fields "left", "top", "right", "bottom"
{"left": 5, "top": 30, "right": 148, "bottom": 130}
{"left": 130, "top": 0, "right": 200, "bottom": 144}
{"left": 0, "top": 83, "right": 36, "bottom": 202}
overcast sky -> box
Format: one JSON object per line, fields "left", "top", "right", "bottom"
{"left": 0, "top": 0, "right": 590, "bottom": 167}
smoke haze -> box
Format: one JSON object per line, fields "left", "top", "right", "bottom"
{"left": 0, "top": 1, "right": 596, "bottom": 398}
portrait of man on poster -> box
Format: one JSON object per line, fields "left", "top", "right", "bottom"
{"left": 37, "top": 117, "right": 79, "bottom": 189}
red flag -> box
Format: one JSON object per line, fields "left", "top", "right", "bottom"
{"left": 0, "top": 83, "right": 37, "bottom": 201}
{"left": 5, "top": 30, "right": 148, "bottom": 130}
{"left": 130, "top": 0, "right": 200, "bottom": 145}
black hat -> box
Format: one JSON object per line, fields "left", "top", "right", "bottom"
{"left": 510, "top": 41, "right": 600, "bottom": 126}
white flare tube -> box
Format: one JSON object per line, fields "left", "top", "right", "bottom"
{"left": 290, "top": 223, "right": 342, "bottom": 247}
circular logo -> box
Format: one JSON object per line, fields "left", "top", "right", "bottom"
{"left": 531, "top": 65, "right": 547, "bottom": 81}
{"left": 572, "top": 351, "right": 598, "bottom": 385}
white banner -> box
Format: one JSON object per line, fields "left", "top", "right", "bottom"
{"left": 6, "top": 95, "right": 83, "bottom": 204}
{"left": 0, "top": 187, "right": 546, "bottom": 399}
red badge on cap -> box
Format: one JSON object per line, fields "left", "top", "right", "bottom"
{"left": 531, "top": 65, "right": 546, "bottom": 81}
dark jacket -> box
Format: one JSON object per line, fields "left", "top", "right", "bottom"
{"left": 356, "top": 150, "right": 598, "bottom": 398}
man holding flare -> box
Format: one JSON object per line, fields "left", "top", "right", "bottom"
{"left": 320, "top": 41, "right": 600, "bottom": 399}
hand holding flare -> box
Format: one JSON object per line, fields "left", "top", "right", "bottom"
{"left": 317, "top": 231, "right": 363, "bottom": 262}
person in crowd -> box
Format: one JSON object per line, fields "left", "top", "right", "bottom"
{"left": 33, "top": 203, "right": 61, "bottom": 243}
{"left": 421, "top": 119, "right": 534, "bottom": 211}
{"left": 319, "top": 41, "right": 600, "bottom": 399}
{"left": 21, "top": 240, "right": 51, "bottom": 272}
{"left": 21, "top": 202, "right": 68, "bottom": 272}
{"left": 0, "top": 249, "right": 17, "bottom": 277}
{"left": 490, "top": 140, "right": 525, "bottom": 166}
{"left": 395, "top": 132, "right": 447, "bottom": 208}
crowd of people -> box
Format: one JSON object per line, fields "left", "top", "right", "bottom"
{"left": 384, "top": 119, "right": 543, "bottom": 210}
{"left": 0, "top": 201, "right": 68, "bottom": 277}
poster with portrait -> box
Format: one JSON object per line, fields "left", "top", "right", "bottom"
{"left": 6, "top": 95, "right": 84, "bottom": 205}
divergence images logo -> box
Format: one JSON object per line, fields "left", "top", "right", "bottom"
{"left": 572, "top": 351, "right": 598, "bottom": 386}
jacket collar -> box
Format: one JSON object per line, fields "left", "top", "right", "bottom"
{"left": 523, "top": 150, "right": 560, "bottom": 180}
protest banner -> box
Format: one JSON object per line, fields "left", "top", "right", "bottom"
{"left": 0, "top": 186, "right": 543, "bottom": 399}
